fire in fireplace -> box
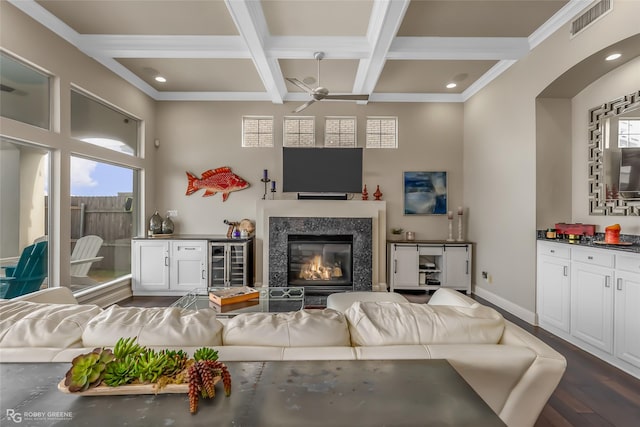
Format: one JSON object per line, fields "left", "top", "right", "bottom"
{"left": 288, "top": 234, "right": 353, "bottom": 294}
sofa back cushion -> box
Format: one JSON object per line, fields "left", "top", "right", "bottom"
{"left": 223, "top": 309, "right": 350, "bottom": 347}
{"left": 345, "top": 302, "right": 505, "bottom": 346}
{"left": 82, "top": 305, "right": 223, "bottom": 347}
{"left": 0, "top": 300, "right": 102, "bottom": 348}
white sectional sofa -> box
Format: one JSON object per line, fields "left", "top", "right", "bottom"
{"left": 0, "top": 287, "right": 566, "bottom": 427}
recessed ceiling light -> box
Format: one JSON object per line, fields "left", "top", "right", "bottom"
{"left": 155, "top": 76, "right": 167, "bottom": 83}
{"left": 605, "top": 53, "right": 621, "bottom": 61}
{"left": 446, "top": 82, "right": 457, "bottom": 89}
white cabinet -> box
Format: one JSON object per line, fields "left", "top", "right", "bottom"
{"left": 132, "top": 239, "right": 208, "bottom": 295}
{"left": 570, "top": 258, "right": 614, "bottom": 353}
{"left": 169, "top": 241, "right": 208, "bottom": 291}
{"left": 614, "top": 255, "right": 640, "bottom": 369}
{"left": 536, "top": 241, "right": 640, "bottom": 379}
{"left": 132, "top": 240, "right": 169, "bottom": 292}
{"left": 536, "top": 242, "right": 571, "bottom": 334}
{"left": 389, "top": 242, "right": 471, "bottom": 294}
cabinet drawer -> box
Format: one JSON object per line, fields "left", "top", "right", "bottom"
{"left": 616, "top": 254, "right": 640, "bottom": 273}
{"left": 538, "top": 242, "right": 570, "bottom": 259}
{"left": 418, "top": 246, "right": 444, "bottom": 256}
{"left": 572, "top": 247, "right": 614, "bottom": 267}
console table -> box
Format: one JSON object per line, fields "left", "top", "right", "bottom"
{"left": 1, "top": 360, "right": 504, "bottom": 426}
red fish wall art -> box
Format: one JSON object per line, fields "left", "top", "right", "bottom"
{"left": 185, "top": 167, "right": 249, "bottom": 202}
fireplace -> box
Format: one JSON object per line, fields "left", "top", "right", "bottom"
{"left": 268, "top": 216, "right": 373, "bottom": 305}
{"left": 288, "top": 234, "right": 353, "bottom": 294}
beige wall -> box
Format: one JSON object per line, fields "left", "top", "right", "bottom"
{"left": 571, "top": 56, "right": 640, "bottom": 234}
{"left": 465, "top": 1, "right": 640, "bottom": 320}
{"left": 536, "top": 98, "right": 572, "bottom": 229}
{"left": 154, "top": 101, "right": 464, "bottom": 243}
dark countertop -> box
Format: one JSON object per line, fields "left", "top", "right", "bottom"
{"left": 388, "top": 240, "right": 473, "bottom": 244}
{"left": 537, "top": 233, "right": 640, "bottom": 255}
{"left": 132, "top": 234, "right": 254, "bottom": 242}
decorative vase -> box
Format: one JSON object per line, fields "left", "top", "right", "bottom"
{"left": 162, "top": 213, "right": 174, "bottom": 234}
{"left": 373, "top": 185, "right": 382, "bottom": 201}
{"left": 362, "top": 185, "right": 368, "bottom": 200}
{"left": 149, "top": 210, "right": 163, "bottom": 235}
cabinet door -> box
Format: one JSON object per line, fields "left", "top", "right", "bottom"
{"left": 537, "top": 254, "right": 571, "bottom": 333}
{"left": 443, "top": 245, "right": 470, "bottom": 293}
{"left": 571, "top": 262, "right": 614, "bottom": 353}
{"left": 228, "top": 243, "right": 247, "bottom": 286}
{"left": 210, "top": 244, "right": 226, "bottom": 287}
{"left": 170, "top": 241, "right": 207, "bottom": 291}
{"left": 132, "top": 240, "right": 169, "bottom": 291}
{"left": 391, "top": 245, "right": 419, "bottom": 289}
{"left": 614, "top": 270, "right": 640, "bottom": 369}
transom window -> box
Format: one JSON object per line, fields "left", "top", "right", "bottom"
{"left": 242, "top": 116, "right": 274, "bottom": 147}
{"left": 366, "top": 117, "right": 398, "bottom": 148}
{"left": 283, "top": 116, "right": 315, "bottom": 147}
{"left": 325, "top": 117, "right": 356, "bottom": 147}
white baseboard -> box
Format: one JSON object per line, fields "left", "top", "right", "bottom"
{"left": 473, "top": 287, "right": 536, "bottom": 325}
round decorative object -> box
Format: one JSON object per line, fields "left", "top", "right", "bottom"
{"left": 149, "top": 210, "right": 163, "bottom": 234}
{"left": 238, "top": 219, "right": 255, "bottom": 235}
{"left": 162, "top": 214, "right": 175, "bottom": 234}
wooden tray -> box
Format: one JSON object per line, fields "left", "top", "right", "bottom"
{"left": 593, "top": 241, "right": 634, "bottom": 246}
{"left": 57, "top": 377, "right": 219, "bottom": 396}
{"left": 209, "top": 287, "right": 259, "bottom": 306}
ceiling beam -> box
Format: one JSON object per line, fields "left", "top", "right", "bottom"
{"left": 352, "top": 0, "right": 411, "bottom": 97}
{"left": 225, "top": 0, "right": 285, "bottom": 104}
{"left": 388, "top": 37, "right": 530, "bottom": 60}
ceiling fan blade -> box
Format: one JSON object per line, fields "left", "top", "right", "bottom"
{"left": 324, "top": 94, "right": 369, "bottom": 101}
{"left": 286, "top": 77, "right": 314, "bottom": 93}
{"left": 293, "top": 100, "right": 315, "bottom": 113}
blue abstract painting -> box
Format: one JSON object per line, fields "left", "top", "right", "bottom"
{"left": 403, "top": 171, "right": 447, "bottom": 215}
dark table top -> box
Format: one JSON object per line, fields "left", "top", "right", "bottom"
{"left": 1, "top": 360, "right": 505, "bottom": 426}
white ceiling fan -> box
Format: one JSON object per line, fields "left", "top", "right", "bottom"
{"left": 286, "top": 52, "right": 369, "bottom": 113}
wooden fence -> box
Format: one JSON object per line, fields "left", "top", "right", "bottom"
{"left": 46, "top": 194, "right": 134, "bottom": 275}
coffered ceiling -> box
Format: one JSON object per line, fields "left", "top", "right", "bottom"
{"left": 9, "top": 0, "right": 596, "bottom": 107}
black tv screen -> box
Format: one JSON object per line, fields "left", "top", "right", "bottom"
{"left": 283, "top": 147, "right": 363, "bottom": 193}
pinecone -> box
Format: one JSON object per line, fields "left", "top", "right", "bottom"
{"left": 187, "top": 364, "right": 202, "bottom": 414}
{"left": 196, "top": 361, "right": 216, "bottom": 399}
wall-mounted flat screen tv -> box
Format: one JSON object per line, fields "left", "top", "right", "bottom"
{"left": 283, "top": 147, "right": 363, "bottom": 193}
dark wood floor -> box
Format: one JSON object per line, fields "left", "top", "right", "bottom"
{"left": 117, "top": 294, "right": 640, "bottom": 426}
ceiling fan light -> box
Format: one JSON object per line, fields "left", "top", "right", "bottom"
{"left": 155, "top": 76, "right": 167, "bottom": 83}
{"left": 446, "top": 82, "right": 457, "bottom": 89}
{"left": 605, "top": 53, "right": 621, "bottom": 61}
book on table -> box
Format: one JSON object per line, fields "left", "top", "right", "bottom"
{"left": 209, "top": 286, "right": 259, "bottom": 306}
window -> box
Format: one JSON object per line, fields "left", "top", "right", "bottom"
{"left": 68, "top": 156, "right": 138, "bottom": 291}
{"left": 325, "top": 117, "right": 356, "bottom": 147}
{"left": 0, "top": 138, "right": 50, "bottom": 286}
{"left": 283, "top": 116, "right": 315, "bottom": 147}
{"left": 618, "top": 119, "right": 640, "bottom": 148}
{"left": 71, "top": 89, "right": 140, "bottom": 156}
{"left": 242, "top": 116, "right": 274, "bottom": 147}
{"left": 0, "top": 52, "right": 51, "bottom": 129}
{"left": 366, "top": 117, "right": 398, "bottom": 148}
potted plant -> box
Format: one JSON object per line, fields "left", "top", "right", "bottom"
{"left": 391, "top": 228, "right": 403, "bottom": 240}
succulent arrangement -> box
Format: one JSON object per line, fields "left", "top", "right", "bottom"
{"left": 63, "top": 337, "right": 231, "bottom": 414}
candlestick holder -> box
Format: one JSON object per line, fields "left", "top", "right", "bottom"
{"left": 447, "top": 217, "right": 454, "bottom": 241}
{"left": 457, "top": 213, "right": 464, "bottom": 242}
{"left": 261, "top": 178, "right": 271, "bottom": 200}
{"left": 270, "top": 186, "right": 276, "bottom": 200}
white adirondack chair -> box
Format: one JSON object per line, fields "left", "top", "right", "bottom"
{"left": 69, "top": 235, "right": 104, "bottom": 285}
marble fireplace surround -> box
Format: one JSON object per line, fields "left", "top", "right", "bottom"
{"left": 255, "top": 200, "right": 387, "bottom": 291}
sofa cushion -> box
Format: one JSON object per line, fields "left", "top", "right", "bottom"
{"left": 0, "top": 300, "right": 102, "bottom": 348}
{"left": 82, "top": 305, "right": 223, "bottom": 347}
{"left": 223, "top": 309, "right": 350, "bottom": 347}
{"left": 345, "top": 302, "right": 505, "bottom": 346}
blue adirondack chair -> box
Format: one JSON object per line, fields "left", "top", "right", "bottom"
{"left": 0, "top": 241, "right": 48, "bottom": 299}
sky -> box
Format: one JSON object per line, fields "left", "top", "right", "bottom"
{"left": 70, "top": 157, "right": 133, "bottom": 196}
